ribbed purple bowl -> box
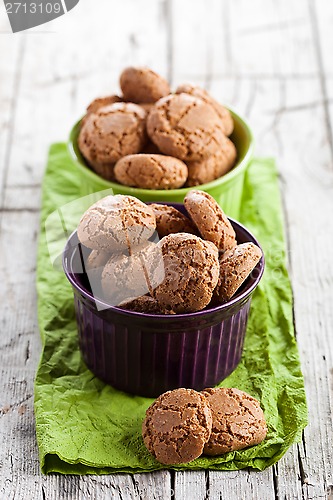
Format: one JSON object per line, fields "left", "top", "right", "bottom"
{"left": 63, "top": 203, "right": 264, "bottom": 397}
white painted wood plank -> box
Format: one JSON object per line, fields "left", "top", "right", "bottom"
{"left": 173, "top": 471, "right": 207, "bottom": 499}
{"left": 0, "top": 34, "right": 23, "bottom": 206}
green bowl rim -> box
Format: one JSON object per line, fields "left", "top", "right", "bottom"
{"left": 67, "top": 107, "right": 254, "bottom": 195}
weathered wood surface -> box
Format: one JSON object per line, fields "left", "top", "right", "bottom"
{"left": 0, "top": 0, "right": 332, "bottom": 498}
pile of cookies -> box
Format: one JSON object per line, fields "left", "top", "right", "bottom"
{"left": 142, "top": 387, "right": 267, "bottom": 465}
{"left": 78, "top": 66, "right": 237, "bottom": 189}
{"left": 76, "top": 190, "right": 262, "bottom": 313}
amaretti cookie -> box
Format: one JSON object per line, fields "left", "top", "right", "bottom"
{"left": 202, "top": 388, "right": 267, "bottom": 455}
{"left": 101, "top": 244, "right": 164, "bottom": 305}
{"left": 142, "top": 388, "right": 212, "bottom": 465}
{"left": 78, "top": 102, "right": 147, "bottom": 174}
{"left": 119, "top": 295, "right": 175, "bottom": 315}
{"left": 81, "top": 95, "right": 123, "bottom": 128}
{"left": 175, "top": 83, "right": 234, "bottom": 136}
{"left": 150, "top": 204, "right": 198, "bottom": 238}
{"left": 214, "top": 243, "right": 262, "bottom": 302}
{"left": 114, "top": 154, "right": 188, "bottom": 190}
{"left": 86, "top": 95, "right": 122, "bottom": 115}
{"left": 186, "top": 137, "right": 237, "bottom": 186}
{"left": 184, "top": 190, "right": 236, "bottom": 252}
{"left": 120, "top": 66, "right": 170, "bottom": 103}
{"left": 152, "top": 233, "right": 219, "bottom": 313}
{"left": 77, "top": 195, "right": 156, "bottom": 252}
{"left": 147, "top": 93, "right": 227, "bottom": 161}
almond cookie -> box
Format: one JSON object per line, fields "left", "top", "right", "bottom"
{"left": 81, "top": 95, "right": 123, "bottom": 128}
{"left": 77, "top": 195, "right": 156, "bottom": 252}
{"left": 202, "top": 388, "right": 267, "bottom": 455}
{"left": 184, "top": 190, "right": 236, "bottom": 252}
{"left": 86, "top": 95, "right": 122, "bottom": 115}
{"left": 120, "top": 66, "right": 170, "bottom": 103}
{"left": 147, "top": 93, "right": 227, "bottom": 162}
{"left": 152, "top": 233, "right": 219, "bottom": 313}
{"left": 176, "top": 83, "right": 234, "bottom": 136}
{"left": 142, "top": 388, "right": 212, "bottom": 465}
{"left": 119, "top": 295, "right": 175, "bottom": 315}
{"left": 78, "top": 102, "right": 147, "bottom": 172}
{"left": 150, "top": 204, "right": 198, "bottom": 238}
{"left": 186, "top": 138, "right": 237, "bottom": 186}
{"left": 101, "top": 251, "right": 152, "bottom": 306}
{"left": 214, "top": 243, "right": 262, "bottom": 302}
{"left": 114, "top": 154, "right": 188, "bottom": 190}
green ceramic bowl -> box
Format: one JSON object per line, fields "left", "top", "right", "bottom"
{"left": 67, "top": 109, "right": 254, "bottom": 219}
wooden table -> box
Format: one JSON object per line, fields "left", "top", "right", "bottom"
{"left": 1, "top": 1, "right": 332, "bottom": 498}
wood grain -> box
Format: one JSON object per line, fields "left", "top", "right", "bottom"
{"left": 0, "top": 0, "right": 332, "bottom": 498}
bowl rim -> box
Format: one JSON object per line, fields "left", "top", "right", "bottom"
{"left": 62, "top": 214, "right": 265, "bottom": 320}
{"left": 67, "top": 107, "right": 254, "bottom": 195}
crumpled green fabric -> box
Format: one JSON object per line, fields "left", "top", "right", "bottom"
{"left": 35, "top": 143, "right": 308, "bottom": 474}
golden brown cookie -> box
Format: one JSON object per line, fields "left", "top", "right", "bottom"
{"left": 213, "top": 243, "right": 262, "bottom": 302}
{"left": 119, "top": 295, "right": 175, "bottom": 314}
{"left": 147, "top": 93, "right": 227, "bottom": 161}
{"left": 202, "top": 388, "right": 267, "bottom": 455}
{"left": 77, "top": 195, "right": 156, "bottom": 252}
{"left": 78, "top": 102, "right": 147, "bottom": 173}
{"left": 120, "top": 66, "right": 170, "bottom": 103}
{"left": 114, "top": 154, "right": 188, "bottom": 190}
{"left": 81, "top": 95, "right": 123, "bottom": 128}
{"left": 101, "top": 250, "right": 152, "bottom": 306}
{"left": 184, "top": 190, "right": 236, "bottom": 252}
{"left": 142, "top": 388, "right": 212, "bottom": 465}
{"left": 152, "top": 233, "right": 219, "bottom": 313}
{"left": 86, "top": 95, "right": 123, "bottom": 115}
{"left": 186, "top": 137, "right": 237, "bottom": 186}
{"left": 175, "top": 83, "right": 234, "bottom": 136}
{"left": 150, "top": 204, "right": 198, "bottom": 238}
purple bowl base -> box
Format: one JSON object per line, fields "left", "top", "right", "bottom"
{"left": 75, "top": 295, "right": 251, "bottom": 397}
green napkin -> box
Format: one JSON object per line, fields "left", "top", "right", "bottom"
{"left": 35, "top": 144, "right": 308, "bottom": 474}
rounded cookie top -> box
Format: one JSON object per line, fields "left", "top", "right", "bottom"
{"left": 142, "top": 388, "right": 212, "bottom": 465}
{"left": 186, "top": 137, "right": 237, "bottom": 187}
{"left": 78, "top": 102, "right": 147, "bottom": 167}
{"left": 150, "top": 204, "right": 198, "bottom": 238}
{"left": 184, "top": 190, "right": 236, "bottom": 252}
{"left": 214, "top": 243, "right": 262, "bottom": 302}
{"left": 202, "top": 387, "right": 267, "bottom": 455}
{"left": 77, "top": 194, "right": 156, "bottom": 252}
{"left": 175, "top": 83, "right": 234, "bottom": 136}
{"left": 101, "top": 251, "right": 150, "bottom": 306}
{"left": 147, "top": 93, "right": 227, "bottom": 161}
{"left": 114, "top": 154, "right": 188, "bottom": 190}
{"left": 120, "top": 66, "right": 170, "bottom": 104}
{"left": 152, "top": 233, "right": 219, "bottom": 313}
{"left": 86, "top": 95, "right": 122, "bottom": 115}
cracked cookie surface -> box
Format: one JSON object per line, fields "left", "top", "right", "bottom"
{"left": 77, "top": 195, "right": 156, "bottom": 252}
{"left": 120, "top": 66, "right": 170, "bottom": 103}
{"left": 119, "top": 295, "right": 175, "bottom": 315}
{"left": 175, "top": 83, "right": 234, "bottom": 136}
{"left": 152, "top": 233, "right": 219, "bottom": 313}
{"left": 184, "top": 190, "right": 236, "bottom": 252}
{"left": 214, "top": 243, "right": 262, "bottom": 302}
{"left": 147, "top": 93, "right": 227, "bottom": 161}
{"left": 78, "top": 102, "right": 147, "bottom": 174}
{"left": 186, "top": 137, "right": 237, "bottom": 186}
{"left": 114, "top": 154, "right": 188, "bottom": 190}
{"left": 202, "top": 387, "right": 267, "bottom": 455}
{"left": 142, "top": 388, "right": 212, "bottom": 465}
{"left": 150, "top": 204, "right": 198, "bottom": 238}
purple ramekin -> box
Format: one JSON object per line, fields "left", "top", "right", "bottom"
{"left": 63, "top": 203, "right": 264, "bottom": 397}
